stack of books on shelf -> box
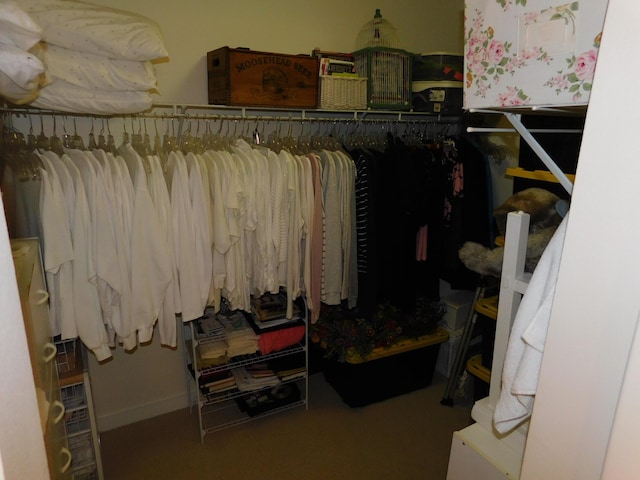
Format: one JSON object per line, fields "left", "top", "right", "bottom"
{"left": 233, "top": 362, "right": 303, "bottom": 417}
{"left": 250, "top": 291, "right": 302, "bottom": 331}
{"left": 313, "top": 48, "right": 358, "bottom": 77}
{"left": 232, "top": 363, "right": 281, "bottom": 392}
{"left": 269, "top": 352, "right": 307, "bottom": 382}
{"left": 247, "top": 292, "right": 306, "bottom": 354}
{"left": 198, "top": 368, "right": 236, "bottom": 396}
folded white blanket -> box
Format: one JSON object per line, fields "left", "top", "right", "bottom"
{"left": 30, "top": 78, "right": 154, "bottom": 114}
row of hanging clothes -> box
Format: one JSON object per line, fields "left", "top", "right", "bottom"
{"left": 0, "top": 109, "right": 485, "bottom": 361}
{"left": 343, "top": 120, "right": 493, "bottom": 323}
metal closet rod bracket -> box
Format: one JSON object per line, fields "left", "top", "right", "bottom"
{"left": 467, "top": 108, "right": 576, "bottom": 195}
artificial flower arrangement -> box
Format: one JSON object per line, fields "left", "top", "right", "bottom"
{"left": 310, "top": 296, "right": 446, "bottom": 363}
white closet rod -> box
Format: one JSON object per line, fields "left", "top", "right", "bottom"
{"left": 467, "top": 127, "right": 581, "bottom": 134}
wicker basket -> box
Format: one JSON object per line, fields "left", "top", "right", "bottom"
{"left": 319, "top": 75, "right": 368, "bottom": 110}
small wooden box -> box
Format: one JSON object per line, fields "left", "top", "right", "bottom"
{"left": 207, "top": 47, "right": 319, "bottom": 108}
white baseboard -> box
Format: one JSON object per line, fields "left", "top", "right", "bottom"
{"left": 96, "top": 391, "right": 190, "bottom": 432}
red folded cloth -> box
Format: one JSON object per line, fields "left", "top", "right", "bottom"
{"left": 259, "top": 325, "right": 306, "bottom": 354}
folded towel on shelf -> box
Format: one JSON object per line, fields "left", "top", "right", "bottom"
{"left": 218, "top": 310, "right": 260, "bottom": 357}
{"left": 198, "top": 338, "right": 228, "bottom": 360}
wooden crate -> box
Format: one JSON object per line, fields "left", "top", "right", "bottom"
{"left": 207, "top": 47, "right": 319, "bottom": 108}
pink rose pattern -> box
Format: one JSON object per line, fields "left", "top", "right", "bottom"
{"left": 465, "top": 8, "right": 544, "bottom": 106}
{"left": 545, "top": 42, "right": 600, "bottom": 102}
{"left": 466, "top": 1, "right": 601, "bottom": 107}
{"left": 497, "top": 86, "right": 529, "bottom": 106}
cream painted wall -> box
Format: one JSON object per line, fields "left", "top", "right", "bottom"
{"left": 97, "top": 0, "right": 464, "bottom": 105}
{"left": 81, "top": 0, "right": 465, "bottom": 431}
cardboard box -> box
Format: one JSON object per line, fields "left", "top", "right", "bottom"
{"left": 207, "top": 47, "right": 319, "bottom": 108}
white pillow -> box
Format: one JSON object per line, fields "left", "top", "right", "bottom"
{"left": 20, "top": 0, "right": 169, "bottom": 61}
{"left": 0, "top": 43, "right": 45, "bottom": 104}
{"left": 30, "top": 79, "right": 155, "bottom": 114}
{"left": 0, "top": 1, "right": 42, "bottom": 50}
{"left": 0, "top": 70, "right": 41, "bottom": 104}
{"left": 38, "top": 43, "right": 157, "bottom": 91}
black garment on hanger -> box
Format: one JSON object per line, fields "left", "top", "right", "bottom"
{"left": 439, "top": 136, "right": 492, "bottom": 290}
{"left": 351, "top": 135, "right": 449, "bottom": 319}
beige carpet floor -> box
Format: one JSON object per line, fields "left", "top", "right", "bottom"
{"left": 99, "top": 372, "right": 474, "bottom": 480}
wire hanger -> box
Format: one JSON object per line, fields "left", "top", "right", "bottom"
{"left": 49, "top": 116, "right": 64, "bottom": 156}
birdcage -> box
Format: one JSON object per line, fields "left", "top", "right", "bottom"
{"left": 353, "top": 9, "right": 412, "bottom": 110}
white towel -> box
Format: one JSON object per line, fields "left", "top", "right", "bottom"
{"left": 493, "top": 214, "right": 569, "bottom": 434}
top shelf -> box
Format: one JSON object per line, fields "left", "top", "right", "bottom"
{"left": 1, "top": 102, "right": 464, "bottom": 122}
{"left": 153, "top": 103, "right": 464, "bottom": 122}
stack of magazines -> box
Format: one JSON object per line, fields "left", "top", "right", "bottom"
{"left": 250, "top": 291, "right": 302, "bottom": 331}
{"left": 193, "top": 311, "right": 225, "bottom": 339}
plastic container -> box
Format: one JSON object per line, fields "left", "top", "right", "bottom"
{"left": 323, "top": 327, "right": 449, "bottom": 407}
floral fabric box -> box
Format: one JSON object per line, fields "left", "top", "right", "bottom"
{"left": 464, "top": 0, "right": 609, "bottom": 109}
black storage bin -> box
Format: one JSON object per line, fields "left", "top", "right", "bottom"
{"left": 323, "top": 327, "right": 448, "bottom": 407}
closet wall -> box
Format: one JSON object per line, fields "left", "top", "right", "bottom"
{"left": 98, "top": 0, "right": 465, "bottom": 105}
{"left": 63, "top": 0, "right": 466, "bottom": 431}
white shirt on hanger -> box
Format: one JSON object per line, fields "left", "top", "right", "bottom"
{"left": 185, "top": 152, "right": 213, "bottom": 315}
{"left": 166, "top": 150, "right": 203, "bottom": 322}
{"left": 120, "top": 143, "right": 173, "bottom": 344}
{"left": 60, "top": 152, "right": 111, "bottom": 361}
{"left": 319, "top": 150, "right": 342, "bottom": 305}
{"left": 37, "top": 151, "right": 75, "bottom": 338}
{"left": 146, "top": 154, "right": 179, "bottom": 347}
{"left": 67, "top": 148, "right": 125, "bottom": 347}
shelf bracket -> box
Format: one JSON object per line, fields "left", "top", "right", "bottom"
{"left": 502, "top": 112, "right": 574, "bottom": 195}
